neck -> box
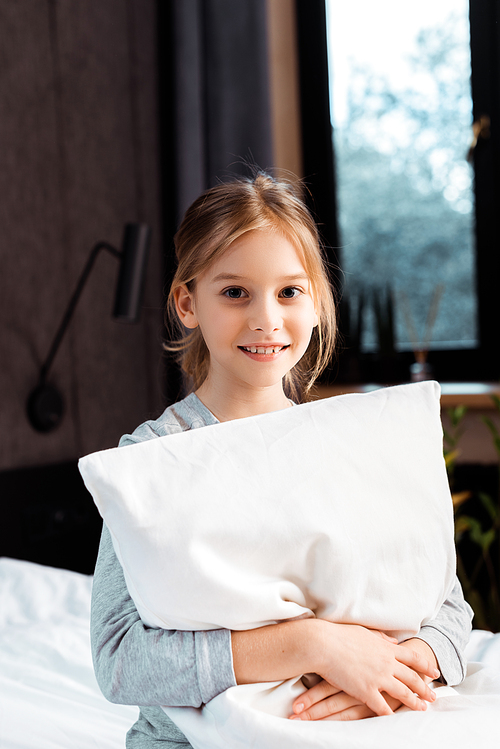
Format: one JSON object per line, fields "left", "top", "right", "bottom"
{"left": 195, "top": 377, "right": 291, "bottom": 422}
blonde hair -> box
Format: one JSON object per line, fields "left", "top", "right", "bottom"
{"left": 165, "top": 172, "right": 336, "bottom": 402}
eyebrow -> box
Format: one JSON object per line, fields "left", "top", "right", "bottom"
{"left": 210, "top": 273, "right": 309, "bottom": 284}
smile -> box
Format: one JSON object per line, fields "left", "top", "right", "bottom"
{"left": 239, "top": 345, "right": 290, "bottom": 355}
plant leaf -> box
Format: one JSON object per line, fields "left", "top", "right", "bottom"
{"left": 454, "top": 515, "right": 471, "bottom": 539}
{"left": 448, "top": 404, "right": 467, "bottom": 427}
{"left": 452, "top": 491, "right": 471, "bottom": 509}
{"left": 491, "top": 394, "right": 500, "bottom": 414}
{"left": 482, "top": 415, "right": 500, "bottom": 439}
{"left": 478, "top": 492, "right": 499, "bottom": 522}
{"left": 445, "top": 449, "right": 460, "bottom": 469}
{"left": 481, "top": 528, "right": 496, "bottom": 553}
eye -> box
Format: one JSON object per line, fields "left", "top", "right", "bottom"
{"left": 280, "top": 286, "right": 301, "bottom": 299}
{"left": 223, "top": 287, "right": 247, "bottom": 299}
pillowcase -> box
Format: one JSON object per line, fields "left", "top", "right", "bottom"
{"left": 79, "top": 380, "right": 455, "bottom": 642}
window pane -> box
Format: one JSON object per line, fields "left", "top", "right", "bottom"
{"left": 326, "top": 0, "right": 477, "bottom": 353}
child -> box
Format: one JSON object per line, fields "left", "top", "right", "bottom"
{"left": 91, "top": 172, "right": 473, "bottom": 747}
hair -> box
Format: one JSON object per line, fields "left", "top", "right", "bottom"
{"left": 165, "top": 171, "right": 337, "bottom": 403}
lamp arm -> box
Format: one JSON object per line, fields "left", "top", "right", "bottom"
{"left": 39, "top": 241, "right": 120, "bottom": 385}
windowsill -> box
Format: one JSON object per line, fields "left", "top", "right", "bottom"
{"left": 312, "top": 382, "right": 500, "bottom": 409}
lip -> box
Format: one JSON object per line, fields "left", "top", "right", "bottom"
{"left": 238, "top": 342, "right": 290, "bottom": 348}
{"left": 237, "top": 343, "right": 291, "bottom": 360}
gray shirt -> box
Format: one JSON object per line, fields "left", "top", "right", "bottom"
{"left": 91, "top": 392, "right": 473, "bottom": 747}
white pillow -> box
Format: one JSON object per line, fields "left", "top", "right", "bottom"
{"left": 79, "top": 381, "right": 455, "bottom": 642}
{"left": 80, "top": 381, "right": 461, "bottom": 748}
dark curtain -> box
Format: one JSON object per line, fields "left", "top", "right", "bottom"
{"left": 157, "top": 0, "right": 274, "bottom": 402}
{"left": 295, "top": 0, "right": 342, "bottom": 382}
{"left": 161, "top": 0, "right": 273, "bottom": 226}
{"left": 469, "top": 0, "right": 500, "bottom": 379}
{"left": 295, "top": 0, "right": 340, "bottom": 271}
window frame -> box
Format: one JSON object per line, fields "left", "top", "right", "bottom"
{"left": 296, "top": 0, "right": 500, "bottom": 383}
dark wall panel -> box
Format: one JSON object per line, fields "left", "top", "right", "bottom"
{"left": 0, "top": 0, "right": 163, "bottom": 471}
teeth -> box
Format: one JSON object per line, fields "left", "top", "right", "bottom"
{"left": 243, "top": 346, "right": 283, "bottom": 354}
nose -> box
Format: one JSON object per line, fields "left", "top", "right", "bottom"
{"left": 248, "top": 295, "right": 283, "bottom": 333}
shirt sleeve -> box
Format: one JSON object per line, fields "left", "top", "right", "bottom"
{"left": 91, "top": 523, "right": 236, "bottom": 706}
{"left": 410, "top": 576, "right": 473, "bottom": 686}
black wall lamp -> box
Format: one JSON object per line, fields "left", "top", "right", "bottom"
{"left": 27, "top": 223, "right": 151, "bottom": 433}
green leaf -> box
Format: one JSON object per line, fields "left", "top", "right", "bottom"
{"left": 482, "top": 415, "right": 499, "bottom": 439}
{"left": 454, "top": 515, "right": 471, "bottom": 539}
{"left": 478, "top": 492, "right": 499, "bottom": 522}
{"left": 481, "top": 529, "right": 496, "bottom": 553}
{"left": 491, "top": 394, "right": 500, "bottom": 414}
{"left": 463, "top": 516, "right": 496, "bottom": 552}
{"left": 463, "top": 516, "right": 484, "bottom": 546}
{"left": 482, "top": 416, "right": 500, "bottom": 457}
{"left": 443, "top": 429, "right": 454, "bottom": 447}
{"left": 445, "top": 449, "right": 460, "bottom": 469}
{"left": 449, "top": 404, "right": 467, "bottom": 427}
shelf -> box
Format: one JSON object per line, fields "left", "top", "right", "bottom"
{"left": 312, "top": 382, "right": 500, "bottom": 409}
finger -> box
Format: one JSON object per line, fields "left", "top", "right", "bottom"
{"left": 389, "top": 683, "right": 430, "bottom": 713}
{"left": 384, "top": 669, "right": 435, "bottom": 712}
{"left": 395, "top": 645, "right": 441, "bottom": 681}
{"left": 381, "top": 692, "right": 403, "bottom": 713}
{"left": 324, "top": 704, "right": 376, "bottom": 721}
{"left": 323, "top": 691, "right": 404, "bottom": 722}
{"left": 290, "top": 692, "right": 362, "bottom": 721}
{"left": 394, "top": 661, "right": 438, "bottom": 701}
{"left": 292, "top": 680, "right": 341, "bottom": 714}
{"left": 363, "top": 689, "right": 395, "bottom": 717}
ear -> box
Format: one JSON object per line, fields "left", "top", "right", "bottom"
{"left": 174, "top": 284, "right": 199, "bottom": 329}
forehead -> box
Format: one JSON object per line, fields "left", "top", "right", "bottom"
{"left": 205, "top": 230, "right": 309, "bottom": 281}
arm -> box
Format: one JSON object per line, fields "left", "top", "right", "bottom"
{"left": 411, "top": 576, "right": 473, "bottom": 686}
{"left": 92, "top": 524, "right": 437, "bottom": 714}
{"left": 91, "top": 524, "right": 236, "bottom": 706}
{"left": 290, "top": 576, "right": 473, "bottom": 721}
{"left": 90, "top": 403, "right": 237, "bottom": 708}
{"left": 232, "top": 620, "right": 439, "bottom": 717}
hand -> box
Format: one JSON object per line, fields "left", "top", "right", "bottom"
{"left": 399, "top": 637, "right": 440, "bottom": 684}
{"left": 312, "top": 623, "right": 440, "bottom": 717}
{"left": 290, "top": 637, "right": 441, "bottom": 721}
{"left": 289, "top": 679, "right": 403, "bottom": 721}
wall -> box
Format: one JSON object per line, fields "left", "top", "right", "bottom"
{"left": 266, "top": 0, "right": 302, "bottom": 180}
{"left": 0, "top": 0, "right": 164, "bottom": 471}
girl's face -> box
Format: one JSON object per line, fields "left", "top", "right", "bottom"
{"left": 175, "top": 229, "right": 319, "bottom": 397}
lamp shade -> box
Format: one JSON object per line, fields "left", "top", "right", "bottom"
{"left": 113, "top": 223, "right": 151, "bottom": 322}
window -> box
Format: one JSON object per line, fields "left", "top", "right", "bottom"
{"left": 327, "top": 0, "right": 477, "bottom": 357}
{"left": 296, "top": 0, "right": 500, "bottom": 383}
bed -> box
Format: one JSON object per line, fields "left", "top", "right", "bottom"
{"left": 0, "top": 556, "right": 138, "bottom": 749}
{"left": 0, "top": 460, "right": 137, "bottom": 748}
{"left": 0, "top": 555, "right": 499, "bottom": 749}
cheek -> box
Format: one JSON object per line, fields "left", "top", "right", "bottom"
{"left": 199, "top": 305, "right": 241, "bottom": 346}
{"left": 300, "top": 301, "right": 319, "bottom": 332}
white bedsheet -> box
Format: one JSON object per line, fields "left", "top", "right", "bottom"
{"left": 0, "top": 557, "right": 137, "bottom": 749}
{"left": 1, "top": 556, "right": 500, "bottom": 749}
{"left": 166, "top": 661, "right": 500, "bottom": 749}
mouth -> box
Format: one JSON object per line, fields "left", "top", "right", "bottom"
{"left": 238, "top": 345, "right": 290, "bottom": 355}
{"left": 237, "top": 344, "right": 291, "bottom": 361}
